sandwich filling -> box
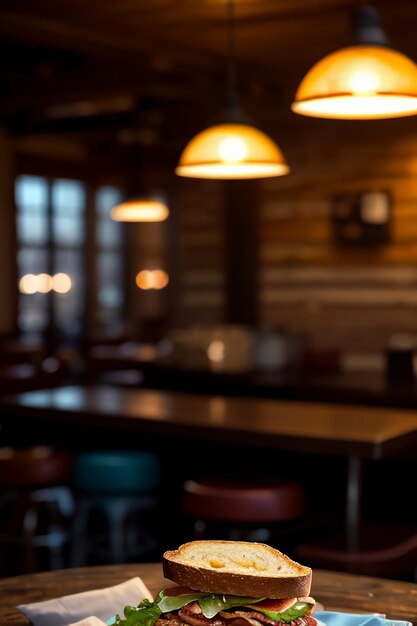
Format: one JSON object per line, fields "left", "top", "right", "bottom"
{"left": 115, "top": 587, "right": 316, "bottom": 626}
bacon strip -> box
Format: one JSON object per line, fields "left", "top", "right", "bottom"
{"left": 178, "top": 607, "right": 226, "bottom": 626}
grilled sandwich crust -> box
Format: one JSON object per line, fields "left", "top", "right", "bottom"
{"left": 163, "top": 541, "right": 312, "bottom": 599}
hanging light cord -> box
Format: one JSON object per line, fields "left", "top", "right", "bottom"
{"left": 353, "top": 4, "right": 388, "bottom": 46}
{"left": 226, "top": 0, "right": 238, "bottom": 107}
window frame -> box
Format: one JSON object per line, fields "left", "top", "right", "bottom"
{"left": 14, "top": 165, "right": 128, "bottom": 341}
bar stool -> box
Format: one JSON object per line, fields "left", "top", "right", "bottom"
{"left": 182, "top": 477, "right": 304, "bottom": 545}
{"left": 71, "top": 450, "right": 160, "bottom": 566}
{"left": 0, "top": 446, "right": 74, "bottom": 574}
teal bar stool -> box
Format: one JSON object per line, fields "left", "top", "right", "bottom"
{"left": 71, "top": 450, "right": 160, "bottom": 565}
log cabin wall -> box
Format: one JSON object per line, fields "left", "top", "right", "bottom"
{"left": 259, "top": 117, "right": 417, "bottom": 351}
{"left": 175, "top": 180, "right": 225, "bottom": 325}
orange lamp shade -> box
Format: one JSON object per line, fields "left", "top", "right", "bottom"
{"left": 292, "top": 45, "right": 417, "bottom": 120}
{"left": 111, "top": 199, "right": 169, "bottom": 222}
{"left": 175, "top": 123, "right": 289, "bottom": 179}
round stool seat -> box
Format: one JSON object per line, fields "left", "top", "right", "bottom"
{"left": 0, "top": 447, "right": 72, "bottom": 487}
{"left": 73, "top": 451, "right": 160, "bottom": 495}
{"left": 183, "top": 478, "right": 304, "bottom": 523}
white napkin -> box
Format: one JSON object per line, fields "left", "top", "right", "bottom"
{"left": 17, "top": 577, "right": 153, "bottom": 626}
{"left": 70, "top": 619, "right": 109, "bottom": 626}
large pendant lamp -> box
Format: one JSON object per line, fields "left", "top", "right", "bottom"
{"left": 111, "top": 198, "right": 169, "bottom": 222}
{"left": 292, "top": 4, "right": 417, "bottom": 120}
{"left": 176, "top": 0, "right": 289, "bottom": 179}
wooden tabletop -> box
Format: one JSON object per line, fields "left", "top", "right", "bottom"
{"left": 2, "top": 385, "right": 417, "bottom": 459}
{"left": 1, "top": 563, "right": 417, "bottom": 626}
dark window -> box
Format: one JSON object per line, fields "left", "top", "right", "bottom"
{"left": 16, "top": 176, "right": 125, "bottom": 340}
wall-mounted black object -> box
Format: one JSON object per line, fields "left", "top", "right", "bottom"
{"left": 386, "top": 334, "right": 417, "bottom": 384}
{"left": 332, "top": 191, "right": 392, "bottom": 245}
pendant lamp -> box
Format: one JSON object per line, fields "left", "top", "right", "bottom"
{"left": 176, "top": 0, "right": 289, "bottom": 179}
{"left": 111, "top": 198, "right": 169, "bottom": 222}
{"left": 292, "top": 4, "right": 417, "bottom": 120}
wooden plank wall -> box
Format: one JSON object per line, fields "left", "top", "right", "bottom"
{"left": 176, "top": 180, "right": 225, "bottom": 325}
{"left": 259, "top": 118, "right": 417, "bottom": 351}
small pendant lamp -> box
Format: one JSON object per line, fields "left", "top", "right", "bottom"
{"left": 111, "top": 198, "right": 169, "bottom": 222}
{"left": 176, "top": 0, "right": 289, "bottom": 179}
{"left": 292, "top": 4, "right": 417, "bottom": 120}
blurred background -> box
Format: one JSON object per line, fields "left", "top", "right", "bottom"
{"left": 1, "top": 0, "right": 417, "bottom": 584}
{"left": 0, "top": 0, "right": 415, "bottom": 364}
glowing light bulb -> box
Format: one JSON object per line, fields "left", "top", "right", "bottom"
{"left": 151, "top": 270, "right": 169, "bottom": 289}
{"left": 349, "top": 67, "right": 380, "bottom": 94}
{"left": 111, "top": 199, "right": 169, "bottom": 222}
{"left": 37, "top": 273, "right": 53, "bottom": 293}
{"left": 218, "top": 136, "right": 248, "bottom": 163}
{"left": 136, "top": 269, "right": 169, "bottom": 290}
{"left": 136, "top": 270, "right": 153, "bottom": 290}
{"left": 53, "top": 273, "right": 72, "bottom": 294}
{"left": 19, "top": 274, "right": 38, "bottom": 294}
{"left": 207, "top": 340, "right": 225, "bottom": 363}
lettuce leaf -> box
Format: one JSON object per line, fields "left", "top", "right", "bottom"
{"left": 198, "top": 595, "right": 265, "bottom": 619}
{"left": 158, "top": 592, "right": 264, "bottom": 619}
{"left": 157, "top": 593, "right": 209, "bottom": 614}
{"left": 115, "top": 594, "right": 163, "bottom": 626}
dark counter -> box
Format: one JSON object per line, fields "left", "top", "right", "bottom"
{"left": 92, "top": 354, "right": 417, "bottom": 409}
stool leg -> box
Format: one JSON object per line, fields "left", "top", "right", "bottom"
{"left": 70, "top": 499, "right": 91, "bottom": 567}
{"left": 30, "top": 488, "right": 71, "bottom": 571}
{"left": 22, "top": 503, "right": 38, "bottom": 573}
{"left": 50, "top": 487, "right": 75, "bottom": 518}
{"left": 106, "top": 504, "right": 127, "bottom": 564}
{"left": 49, "top": 540, "right": 65, "bottom": 570}
{"left": 49, "top": 488, "right": 73, "bottom": 570}
{"left": 125, "top": 513, "right": 138, "bottom": 554}
{"left": 44, "top": 498, "right": 66, "bottom": 571}
{"left": 124, "top": 497, "right": 159, "bottom": 559}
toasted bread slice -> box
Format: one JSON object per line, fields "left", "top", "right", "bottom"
{"left": 163, "top": 540, "right": 312, "bottom": 599}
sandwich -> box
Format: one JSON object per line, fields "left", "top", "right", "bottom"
{"left": 115, "top": 541, "right": 317, "bottom": 626}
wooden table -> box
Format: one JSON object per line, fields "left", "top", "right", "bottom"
{"left": 2, "top": 385, "right": 417, "bottom": 551}
{"left": 1, "top": 562, "right": 417, "bottom": 626}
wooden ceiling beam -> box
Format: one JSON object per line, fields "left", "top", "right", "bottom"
{"left": 0, "top": 8, "right": 221, "bottom": 71}
{"left": 0, "top": 44, "right": 213, "bottom": 118}
{"left": 0, "top": 75, "right": 200, "bottom": 118}
{"left": 0, "top": 6, "right": 289, "bottom": 101}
